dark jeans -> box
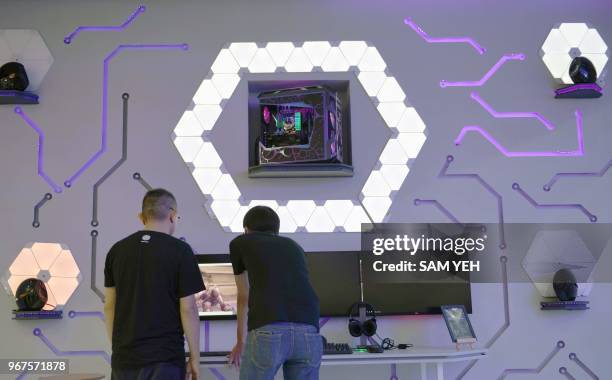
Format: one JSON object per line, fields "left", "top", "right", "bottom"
{"left": 240, "top": 322, "right": 323, "bottom": 380}
{"left": 111, "top": 362, "right": 185, "bottom": 380}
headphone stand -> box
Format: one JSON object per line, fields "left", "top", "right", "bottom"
{"left": 358, "top": 305, "right": 368, "bottom": 347}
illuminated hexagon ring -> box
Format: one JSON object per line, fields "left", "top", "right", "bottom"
{"left": 172, "top": 41, "right": 428, "bottom": 233}
{"left": 540, "top": 23, "right": 608, "bottom": 84}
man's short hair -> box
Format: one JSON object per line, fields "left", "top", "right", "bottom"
{"left": 142, "top": 188, "right": 177, "bottom": 221}
{"left": 243, "top": 206, "right": 280, "bottom": 234}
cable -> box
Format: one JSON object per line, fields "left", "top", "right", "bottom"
{"left": 376, "top": 334, "right": 412, "bottom": 350}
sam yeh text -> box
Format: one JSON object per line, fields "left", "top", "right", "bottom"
{"left": 373, "top": 260, "right": 480, "bottom": 272}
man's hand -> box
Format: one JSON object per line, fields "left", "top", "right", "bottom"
{"left": 228, "top": 340, "right": 245, "bottom": 368}
{"left": 185, "top": 357, "right": 200, "bottom": 380}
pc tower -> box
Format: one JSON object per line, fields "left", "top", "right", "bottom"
{"left": 249, "top": 81, "right": 352, "bottom": 177}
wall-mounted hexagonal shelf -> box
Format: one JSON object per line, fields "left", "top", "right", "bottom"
{"left": 2, "top": 242, "right": 81, "bottom": 310}
{"left": 541, "top": 23, "right": 608, "bottom": 84}
{"left": 522, "top": 230, "right": 595, "bottom": 299}
{"left": 0, "top": 29, "right": 53, "bottom": 104}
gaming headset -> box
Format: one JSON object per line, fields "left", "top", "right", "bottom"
{"left": 347, "top": 302, "right": 378, "bottom": 337}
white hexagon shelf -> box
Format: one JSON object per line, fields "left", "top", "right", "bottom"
{"left": 172, "top": 41, "right": 428, "bottom": 233}
{"left": 0, "top": 29, "right": 54, "bottom": 91}
{"left": 1, "top": 242, "right": 81, "bottom": 310}
{"left": 540, "top": 23, "right": 608, "bottom": 84}
{"left": 522, "top": 230, "right": 595, "bottom": 298}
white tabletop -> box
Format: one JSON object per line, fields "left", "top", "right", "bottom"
{"left": 321, "top": 347, "right": 487, "bottom": 366}
{"left": 198, "top": 347, "right": 487, "bottom": 366}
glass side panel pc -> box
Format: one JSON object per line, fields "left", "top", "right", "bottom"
{"left": 258, "top": 86, "right": 344, "bottom": 165}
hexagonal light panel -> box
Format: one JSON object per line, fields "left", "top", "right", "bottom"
{"left": 0, "top": 29, "right": 54, "bottom": 91}
{"left": 1, "top": 242, "right": 81, "bottom": 310}
{"left": 522, "top": 230, "right": 595, "bottom": 298}
{"left": 172, "top": 41, "right": 428, "bottom": 233}
{"left": 540, "top": 23, "right": 608, "bottom": 84}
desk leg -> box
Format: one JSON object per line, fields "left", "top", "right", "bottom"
{"left": 436, "top": 362, "right": 444, "bottom": 380}
{"left": 420, "top": 363, "right": 427, "bottom": 380}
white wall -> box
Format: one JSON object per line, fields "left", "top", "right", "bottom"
{"left": 0, "top": 0, "right": 611, "bottom": 379}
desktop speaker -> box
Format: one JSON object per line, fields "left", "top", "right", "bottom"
{"left": 15, "top": 278, "right": 48, "bottom": 311}
{"left": 569, "top": 57, "right": 597, "bottom": 84}
{"left": 553, "top": 269, "right": 578, "bottom": 302}
{"left": 0, "top": 62, "right": 29, "bottom": 91}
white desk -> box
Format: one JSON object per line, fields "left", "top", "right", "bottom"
{"left": 199, "top": 347, "right": 487, "bottom": 380}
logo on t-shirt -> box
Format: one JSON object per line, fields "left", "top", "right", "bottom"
{"left": 141, "top": 234, "right": 151, "bottom": 243}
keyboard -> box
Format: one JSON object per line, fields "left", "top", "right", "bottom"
{"left": 324, "top": 342, "right": 353, "bottom": 355}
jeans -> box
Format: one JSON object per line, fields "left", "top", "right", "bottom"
{"left": 240, "top": 322, "right": 323, "bottom": 380}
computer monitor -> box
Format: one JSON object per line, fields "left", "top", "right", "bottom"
{"left": 360, "top": 252, "right": 472, "bottom": 315}
{"left": 195, "top": 254, "right": 237, "bottom": 320}
{"left": 305, "top": 251, "right": 362, "bottom": 317}
{"left": 197, "top": 251, "right": 362, "bottom": 319}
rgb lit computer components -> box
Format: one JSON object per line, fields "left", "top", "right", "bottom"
{"left": 249, "top": 83, "right": 352, "bottom": 177}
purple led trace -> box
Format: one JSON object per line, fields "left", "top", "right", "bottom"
{"left": 63, "top": 4, "right": 146, "bottom": 44}
{"left": 512, "top": 183, "right": 597, "bottom": 222}
{"left": 64, "top": 43, "right": 189, "bottom": 188}
{"left": 14, "top": 107, "right": 63, "bottom": 193}
{"left": 404, "top": 18, "right": 486, "bottom": 55}
{"left": 544, "top": 158, "right": 612, "bottom": 191}
{"left": 454, "top": 111, "right": 584, "bottom": 157}
{"left": 471, "top": 91, "right": 555, "bottom": 131}
{"left": 440, "top": 54, "right": 525, "bottom": 88}
{"left": 33, "top": 328, "right": 111, "bottom": 364}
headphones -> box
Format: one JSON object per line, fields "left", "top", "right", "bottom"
{"left": 347, "top": 302, "right": 377, "bottom": 337}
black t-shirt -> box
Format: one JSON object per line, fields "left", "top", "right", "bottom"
{"left": 229, "top": 232, "right": 320, "bottom": 331}
{"left": 104, "top": 231, "right": 205, "bottom": 369}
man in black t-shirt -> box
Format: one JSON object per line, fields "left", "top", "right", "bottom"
{"left": 228, "top": 206, "right": 322, "bottom": 380}
{"left": 104, "top": 189, "right": 204, "bottom": 380}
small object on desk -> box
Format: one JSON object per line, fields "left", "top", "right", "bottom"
{"left": 441, "top": 305, "right": 477, "bottom": 351}
{"left": 397, "top": 343, "right": 412, "bottom": 350}
{"left": 366, "top": 345, "right": 384, "bottom": 354}
{"left": 199, "top": 351, "right": 231, "bottom": 357}
{"left": 324, "top": 342, "right": 353, "bottom": 355}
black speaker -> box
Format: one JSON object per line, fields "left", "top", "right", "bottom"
{"left": 15, "top": 278, "right": 48, "bottom": 311}
{"left": 0, "top": 62, "right": 29, "bottom": 91}
{"left": 569, "top": 57, "right": 597, "bottom": 84}
{"left": 553, "top": 269, "right": 578, "bottom": 302}
{"left": 348, "top": 302, "right": 377, "bottom": 337}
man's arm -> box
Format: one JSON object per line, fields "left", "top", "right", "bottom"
{"left": 229, "top": 272, "right": 249, "bottom": 367}
{"left": 235, "top": 272, "right": 249, "bottom": 346}
{"left": 180, "top": 294, "right": 200, "bottom": 377}
{"left": 103, "top": 287, "right": 116, "bottom": 342}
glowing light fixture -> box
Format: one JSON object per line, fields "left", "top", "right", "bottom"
{"left": 541, "top": 23, "right": 608, "bottom": 84}
{"left": 2, "top": 243, "right": 81, "bottom": 310}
